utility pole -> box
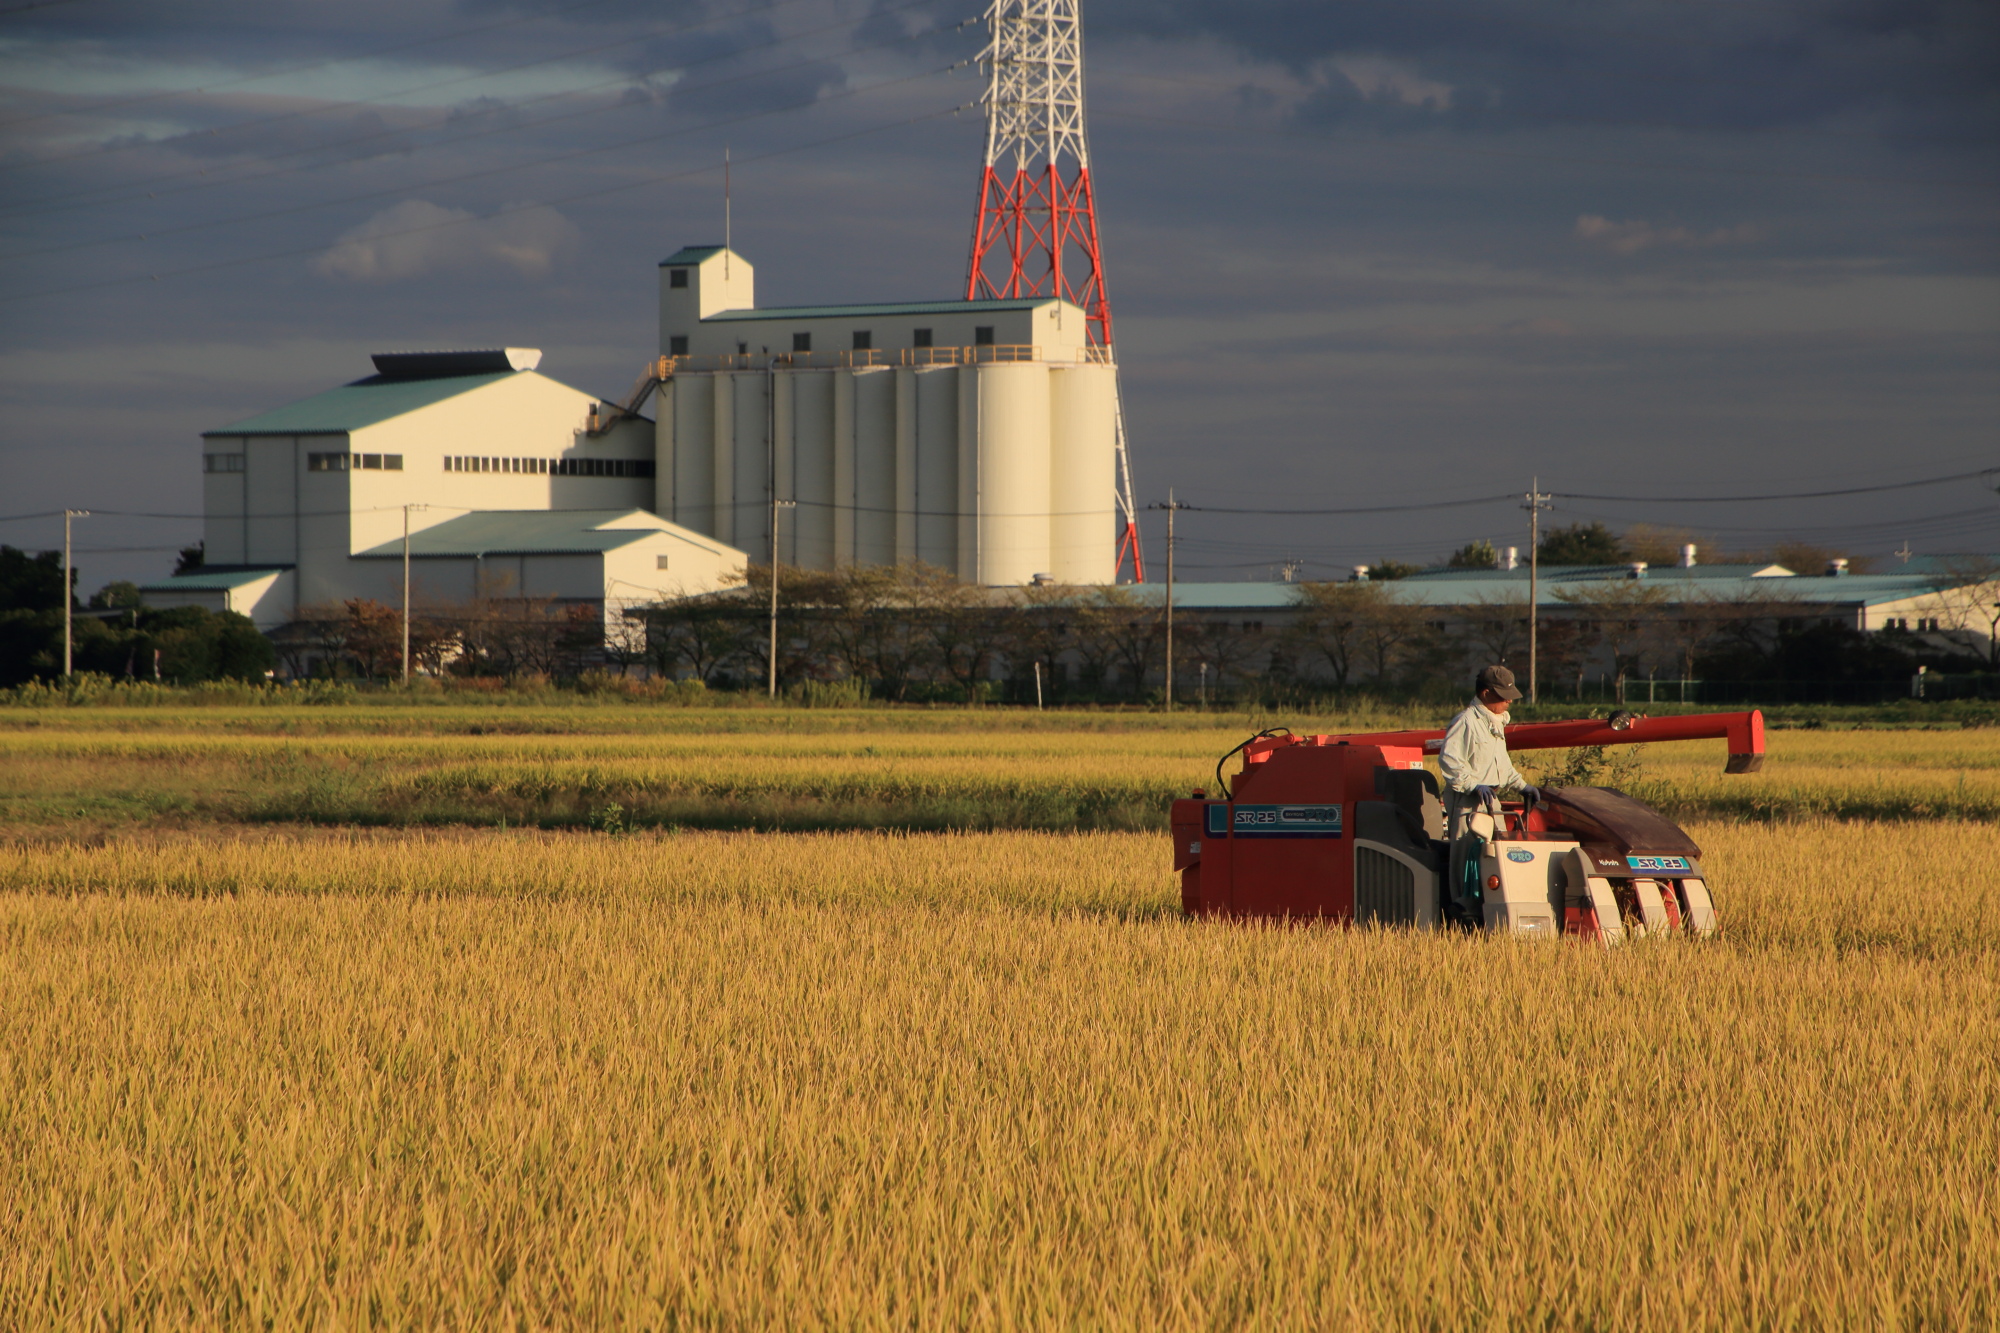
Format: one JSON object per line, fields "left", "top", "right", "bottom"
{"left": 62, "top": 509, "right": 89, "bottom": 677}
{"left": 400, "top": 503, "right": 425, "bottom": 685}
{"left": 766, "top": 356, "right": 793, "bottom": 698}
{"left": 1523, "top": 478, "right": 1551, "bottom": 704}
{"left": 1150, "top": 492, "right": 1191, "bottom": 709}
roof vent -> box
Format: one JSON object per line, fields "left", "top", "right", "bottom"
{"left": 370, "top": 348, "right": 541, "bottom": 379}
{"left": 1680, "top": 544, "right": 1697, "bottom": 568}
{"left": 1627, "top": 561, "right": 1649, "bottom": 579}
{"left": 1501, "top": 546, "right": 1519, "bottom": 570}
{"left": 1826, "top": 557, "right": 1850, "bottom": 577}
{"left": 1029, "top": 572, "right": 1055, "bottom": 587}
{"left": 1351, "top": 565, "right": 1371, "bottom": 582}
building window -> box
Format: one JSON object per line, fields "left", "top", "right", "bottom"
{"left": 737, "top": 341, "right": 748, "bottom": 355}
{"left": 793, "top": 332, "right": 812, "bottom": 353}
{"left": 669, "top": 335, "right": 689, "bottom": 355}
{"left": 852, "top": 330, "right": 872, "bottom": 350}
{"left": 669, "top": 268, "right": 689, "bottom": 288}
{"left": 656, "top": 555, "right": 671, "bottom": 570}
{"left": 913, "top": 328, "right": 933, "bottom": 347}
{"left": 307, "top": 452, "right": 349, "bottom": 472}
{"left": 359, "top": 454, "right": 383, "bottom": 469}
{"left": 974, "top": 326, "right": 994, "bottom": 346}
{"left": 385, "top": 455, "right": 402, "bottom": 470}
{"left": 203, "top": 453, "right": 245, "bottom": 473}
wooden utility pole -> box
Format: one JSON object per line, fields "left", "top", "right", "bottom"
{"left": 1523, "top": 479, "right": 1551, "bottom": 704}
{"left": 62, "top": 509, "right": 89, "bottom": 677}
{"left": 1151, "top": 493, "right": 1191, "bottom": 709}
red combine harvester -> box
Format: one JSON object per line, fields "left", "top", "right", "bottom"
{"left": 1170, "top": 710, "right": 1764, "bottom": 944}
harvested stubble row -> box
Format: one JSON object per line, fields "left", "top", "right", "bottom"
{"left": 2, "top": 821, "right": 1995, "bottom": 1328}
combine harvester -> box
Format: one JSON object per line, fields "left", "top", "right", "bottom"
{"left": 1171, "top": 710, "right": 1764, "bottom": 945}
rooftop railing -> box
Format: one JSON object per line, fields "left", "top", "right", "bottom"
{"left": 661, "top": 344, "right": 1113, "bottom": 374}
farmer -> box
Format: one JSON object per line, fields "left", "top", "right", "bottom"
{"left": 1439, "top": 664, "right": 1541, "bottom": 917}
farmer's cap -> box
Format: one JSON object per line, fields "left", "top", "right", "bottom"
{"left": 1476, "top": 664, "right": 1523, "bottom": 701}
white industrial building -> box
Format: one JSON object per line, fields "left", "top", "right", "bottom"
{"left": 143, "top": 243, "right": 1125, "bottom": 632}
{"left": 652, "top": 245, "right": 1118, "bottom": 586}
{"left": 144, "top": 347, "right": 747, "bottom": 628}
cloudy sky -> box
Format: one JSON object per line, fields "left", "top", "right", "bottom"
{"left": 2, "top": 0, "right": 1996, "bottom": 591}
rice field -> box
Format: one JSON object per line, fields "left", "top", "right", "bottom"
{"left": 3, "top": 707, "right": 1996, "bottom": 1327}
{"left": 4, "top": 706, "right": 1999, "bottom": 830}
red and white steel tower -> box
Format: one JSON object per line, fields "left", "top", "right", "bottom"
{"left": 966, "top": 0, "right": 1143, "bottom": 581}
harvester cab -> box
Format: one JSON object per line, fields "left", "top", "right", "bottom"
{"left": 1170, "top": 710, "right": 1763, "bottom": 945}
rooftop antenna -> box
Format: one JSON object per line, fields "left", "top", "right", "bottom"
{"left": 724, "top": 145, "right": 731, "bottom": 278}
{"left": 1896, "top": 540, "right": 1912, "bottom": 564}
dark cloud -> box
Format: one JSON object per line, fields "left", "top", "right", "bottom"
{"left": 1, "top": 0, "right": 1996, "bottom": 591}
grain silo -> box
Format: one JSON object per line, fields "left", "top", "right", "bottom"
{"left": 651, "top": 245, "right": 1117, "bottom": 585}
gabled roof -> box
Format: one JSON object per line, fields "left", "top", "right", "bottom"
{"left": 139, "top": 567, "right": 289, "bottom": 592}
{"left": 352, "top": 509, "right": 734, "bottom": 560}
{"left": 705, "top": 297, "right": 1064, "bottom": 323}
{"left": 203, "top": 371, "right": 517, "bottom": 437}
{"left": 660, "top": 245, "right": 726, "bottom": 266}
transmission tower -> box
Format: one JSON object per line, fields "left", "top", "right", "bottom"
{"left": 966, "top": 0, "right": 1144, "bottom": 581}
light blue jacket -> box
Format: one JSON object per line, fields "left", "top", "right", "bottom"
{"left": 1439, "top": 699, "right": 1528, "bottom": 797}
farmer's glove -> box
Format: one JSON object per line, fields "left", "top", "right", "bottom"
{"left": 1519, "top": 784, "right": 1541, "bottom": 805}
{"left": 1472, "top": 784, "right": 1498, "bottom": 809}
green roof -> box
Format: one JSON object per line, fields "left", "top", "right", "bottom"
{"left": 660, "top": 246, "right": 725, "bottom": 266}
{"left": 353, "top": 510, "right": 694, "bottom": 559}
{"left": 203, "top": 371, "right": 516, "bottom": 437}
{"left": 706, "top": 298, "right": 1061, "bottom": 323}
{"left": 140, "top": 567, "right": 288, "bottom": 592}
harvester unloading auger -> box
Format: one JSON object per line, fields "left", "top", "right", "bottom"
{"left": 1170, "top": 710, "right": 1764, "bottom": 944}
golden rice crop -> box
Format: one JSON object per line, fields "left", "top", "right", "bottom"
{"left": 2, "top": 820, "right": 1996, "bottom": 1328}
{"left": 5, "top": 711, "right": 2000, "bottom": 830}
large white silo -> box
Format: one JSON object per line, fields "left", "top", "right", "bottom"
{"left": 1048, "top": 363, "right": 1116, "bottom": 584}
{"left": 846, "top": 368, "right": 896, "bottom": 567}
{"left": 790, "top": 370, "right": 836, "bottom": 570}
{"left": 913, "top": 367, "right": 958, "bottom": 569}
{"left": 728, "top": 372, "right": 771, "bottom": 555}
{"left": 970, "top": 362, "right": 1052, "bottom": 586}
{"left": 665, "top": 375, "right": 715, "bottom": 535}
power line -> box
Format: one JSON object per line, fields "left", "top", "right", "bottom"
{"left": 1092, "top": 108, "right": 1983, "bottom": 191}
{"left": 1556, "top": 467, "right": 1999, "bottom": 503}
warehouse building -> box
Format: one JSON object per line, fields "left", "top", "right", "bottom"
{"left": 143, "top": 348, "right": 746, "bottom": 628}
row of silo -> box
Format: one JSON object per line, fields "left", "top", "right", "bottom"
{"left": 655, "top": 360, "right": 1116, "bottom": 585}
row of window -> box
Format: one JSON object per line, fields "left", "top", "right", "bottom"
{"left": 665, "top": 327, "right": 999, "bottom": 357}
{"left": 307, "top": 452, "right": 404, "bottom": 472}
{"left": 445, "top": 455, "right": 655, "bottom": 478}
{"left": 209, "top": 452, "right": 645, "bottom": 477}
{"left": 1887, "top": 617, "right": 1942, "bottom": 631}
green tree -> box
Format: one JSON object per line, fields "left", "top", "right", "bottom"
{"left": 89, "top": 581, "right": 143, "bottom": 611}
{"left": 1367, "top": 559, "right": 1421, "bottom": 581}
{"left": 0, "top": 546, "right": 66, "bottom": 611}
{"left": 1446, "top": 540, "right": 1498, "bottom": 569}
{"left": 1538, "top": 522, "right": 1627, "bottom": 566}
